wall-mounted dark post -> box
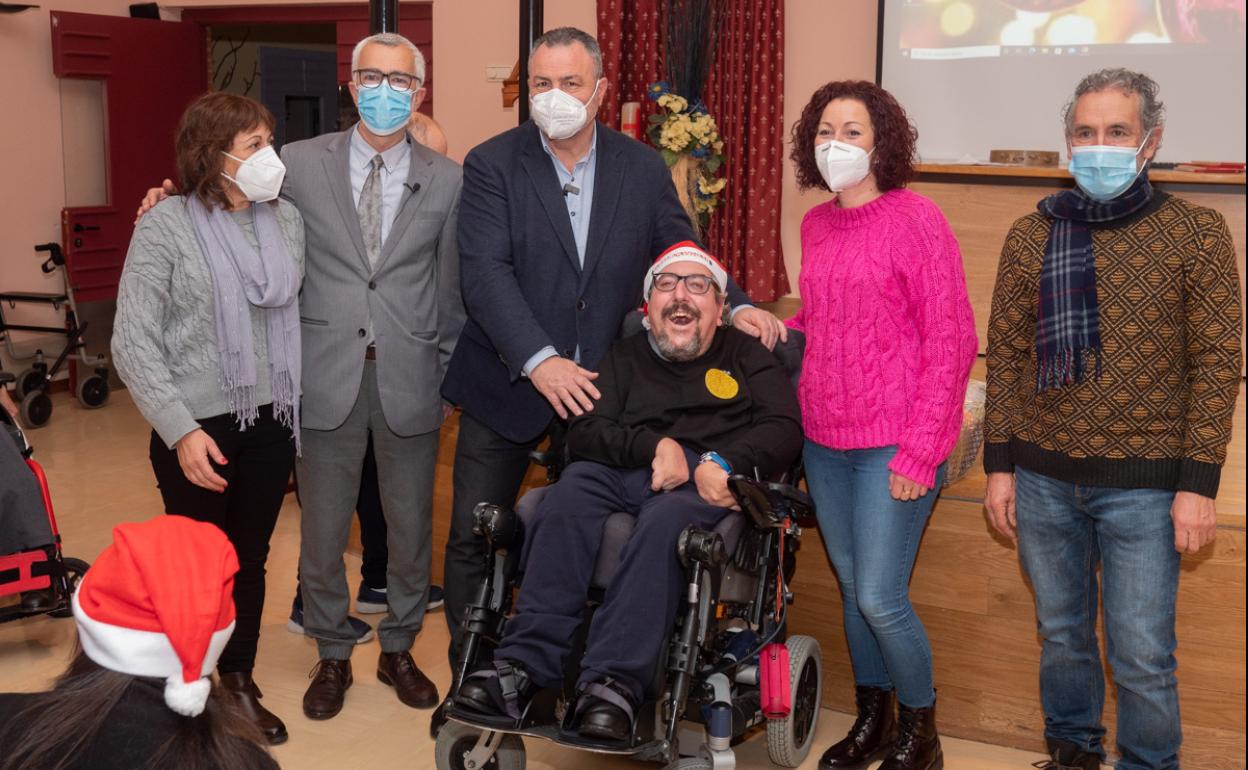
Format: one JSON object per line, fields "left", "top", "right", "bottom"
{"left": 518, "top": 0, "right": 543, "bottom": 123}
{"left": 370, "top": 0, "right": 399, "bottom": 34}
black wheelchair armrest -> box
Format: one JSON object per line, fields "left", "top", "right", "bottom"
{"left": 727, "top": 474, "right": 815, "bottom": 530}
{"left": 0, "top": 372, "right": 15, "bottom": 385}
{"left": 765, "top": 481, "right": 814, "bottom": 521}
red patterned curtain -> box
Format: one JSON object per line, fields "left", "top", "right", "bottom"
{"left": 596, "top": 0, "right": 788, "bottom": 301}
{"left": 597, "top": 0, "right": 662, "bottom": 131}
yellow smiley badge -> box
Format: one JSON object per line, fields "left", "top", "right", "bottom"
{"left": 705, "top": 368, "right": 739, "bottom": 400}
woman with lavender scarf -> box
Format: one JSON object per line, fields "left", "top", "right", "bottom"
{"left": 112, "top": 92, "right": 303, "bottom": 746}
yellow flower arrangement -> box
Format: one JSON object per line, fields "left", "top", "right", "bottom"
{"left": 646, "top": 81, "right": 727, "bottom": 228}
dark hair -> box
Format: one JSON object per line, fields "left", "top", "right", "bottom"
{"left": 790, "top": 80, "right": 918, "bottom": 193}
{"left": 175, "top": 92, "right": 276, "bottom": 211}
{"left": 0, "top": 648, "right": 274, "bottom": 770}
{"left": 530, "top": 26, "right": 603, "bottom": 78}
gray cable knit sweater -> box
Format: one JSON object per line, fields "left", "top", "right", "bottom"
{"left": 112, "top": 196, "right": 305, "bottom": 448}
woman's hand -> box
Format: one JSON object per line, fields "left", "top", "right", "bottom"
{"left": 175, "top": 429, "right": 229, "bottom": 492}
{"left": 888, "top": 471, "right": 930, "bottom": 501}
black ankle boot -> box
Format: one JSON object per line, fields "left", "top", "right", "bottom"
{"left": 1032, "top": 738, "right": 1103, "bottom": 770}
{"left": 879, "top": 699, "right": 941, "bottom": 770}
{"left": 818, "top": 686, "right": 897, "bottom": 769}
{"left": 219, "top": 671, "right": 288, "bottom": 746}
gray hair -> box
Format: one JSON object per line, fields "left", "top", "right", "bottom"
{"left": 1063, "top": 68, "right": 1165, "bottom": 138}
{"left": 352, "top": 33, "right": 426, "bottom": 87}
{"left": 529, "top": 26, "right": 603, "bottom": 78}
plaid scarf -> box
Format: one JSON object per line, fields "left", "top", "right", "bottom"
{"left": 1034, "top": 174, "right": 1153, "bottom": 392}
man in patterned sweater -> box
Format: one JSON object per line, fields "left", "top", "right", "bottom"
{"left": 983, "top": 69, "right": 1242, "bottom": 770}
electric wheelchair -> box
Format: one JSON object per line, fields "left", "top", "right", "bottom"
{"left": 435, "top": 330, "right": 823, "bottom": 770}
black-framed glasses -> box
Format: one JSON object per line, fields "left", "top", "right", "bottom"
{"left": 353, "top": 68, "right": 420, "bottom": 93}
{"left": 651, "top": 272, "right": 715, "bottom": 295}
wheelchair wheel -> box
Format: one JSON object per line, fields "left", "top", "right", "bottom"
{"left": 19, "top": 391, "right": 53, "bottom": 429}
{"left": 75, "top": 374, "right": 109, "bottom": 409}
{"left": 766, "top": 634, "right": 822, "bottom": 767}
{"left": 48, "top": 558, "right": 89, "bottom": 618}
{"left": 13, "top": 367, "right": 43, "bottom": 400}
{"left": 434, "top": 721, "right": 525, "bottom": 770}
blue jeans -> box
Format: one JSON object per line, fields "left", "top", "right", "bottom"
{"left": 804, "top": 442, "right": 943, "bottom": 708}
{"left": 1015, "top": 467, "right": 1181, "bottom": 770}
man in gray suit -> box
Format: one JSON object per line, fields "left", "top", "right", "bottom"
{"left": 284, "top": 33, "right": 463, "bottom": 720}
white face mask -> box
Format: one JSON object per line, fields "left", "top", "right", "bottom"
{"left": 815, "top": 140, "right": 874, "bottom": 192}
{"left": 530, "top": 80, "right": 601, "bottom": 141}
{"left": 221, "top": 145, "right": 286, "bottom": 203}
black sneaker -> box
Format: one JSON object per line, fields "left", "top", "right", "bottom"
{"left": 288, "top": 588, "right": 375, "bottom": 644}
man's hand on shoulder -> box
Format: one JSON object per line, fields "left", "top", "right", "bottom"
{"left": 731, "top": 307, "right": 788, "bottom": 351}
{"left": 530, "top": 357, "right": 600, "bottom": 420}
{"left": 650, "top": 438, "right": 689, "bottom": 492}
{"left": 694, "top": 461, "right": 737, "bottom": 509}
{"left": 134, "top": 179, "right": 177, "bottom": 224}
{"left": 1171, "top": 490, "right": 1217, "bottom": 554}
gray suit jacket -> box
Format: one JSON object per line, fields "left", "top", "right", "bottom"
{"left": 281, "top": 128, "right": 464, "bottom": 437}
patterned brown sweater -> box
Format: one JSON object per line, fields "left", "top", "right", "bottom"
{"left": 984, "top": 192, "right": 1242, "bottom": 498}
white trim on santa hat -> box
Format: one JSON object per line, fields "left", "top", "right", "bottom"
{"left": 644, "top": 241, "right": 728, "bottom": 299}
{"left": 73, "top": 591, "right": 234, "bottom": 716}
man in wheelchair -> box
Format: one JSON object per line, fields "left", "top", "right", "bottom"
{"left": 454, "top": 241, "right": 803, "bottom": 743}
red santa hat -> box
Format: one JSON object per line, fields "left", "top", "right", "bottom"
{"left": 643, "top": 240, "right": 729, "bottom": 300}
{"left": 73, "top": 516, "right": 239, "bottom": 717}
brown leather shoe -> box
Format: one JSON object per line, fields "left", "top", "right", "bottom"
{"left": 303, "top": 658, "right": 353, "bottom": 720}
{"left": 378, "top": 650, "right": 439, "bottom": 709}
{"left": 219, "top": 671, "right": 288, "bottom": 745}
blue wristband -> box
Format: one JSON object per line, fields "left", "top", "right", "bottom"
{"left": 700, "top": 451, "right": 732, "bottom": 474}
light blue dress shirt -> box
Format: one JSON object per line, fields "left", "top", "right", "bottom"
{"left": 349, "top": 125, "right": 411, "bottom": 249}
{"left": 349, "top": 126, "right": 411, "bottom": 343}
{"left": 522, "top": 126, "right": 599, "bottom": 377}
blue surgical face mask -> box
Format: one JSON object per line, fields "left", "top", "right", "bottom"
{"left": 356, "top": 81, "right": 413, "bottom": 137}
{"left": 1068, "top": 130, "right": 1152, "bottom": 201}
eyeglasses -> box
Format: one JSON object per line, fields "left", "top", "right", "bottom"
{"left": 651, "top": 272, "right": 715, "bottom": 295}
{"left": 353, "top": 68, "right": 421, "bottom": 93}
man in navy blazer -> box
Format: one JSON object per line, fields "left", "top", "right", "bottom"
{"left": 438, "top": 27, "right": 785, "bottom": 719}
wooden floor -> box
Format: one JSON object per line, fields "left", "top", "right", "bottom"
{"left": 0, "top": 387, "right": 1066, "bottom": 769}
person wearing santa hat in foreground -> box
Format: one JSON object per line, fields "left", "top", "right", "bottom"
{"left": 0, "top": 516, "right": 279, "bottom": 770}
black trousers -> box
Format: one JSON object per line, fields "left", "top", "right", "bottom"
{"left": 443, "top": 412, "right": 559, "bottom": 668}
{"left": 495, "top": 460, "right": 731, "bottom": 704}
{"left": 149, "top": 405, "right": 294, "bottom": 674}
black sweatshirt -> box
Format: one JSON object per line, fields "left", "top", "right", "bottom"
{"left": 568, "top": 327, "right": 803, "bottom": 477}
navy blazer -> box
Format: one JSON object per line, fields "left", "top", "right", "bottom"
{"left": 442, "top": 121, "right": 749, "bottom": 443}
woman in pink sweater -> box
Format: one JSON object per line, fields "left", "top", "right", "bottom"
{"left": 789, "top": 81, "right": 977, "bottom": 770}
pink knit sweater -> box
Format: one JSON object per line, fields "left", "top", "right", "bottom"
{"left": 787, "top": 188, "right": 977, "bottom": 488}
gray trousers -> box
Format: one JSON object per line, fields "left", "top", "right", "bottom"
{"left": 297, "top": 361, "right": 438, "bottom": 660}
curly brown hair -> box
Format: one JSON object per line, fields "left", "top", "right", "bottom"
{"left": 790, "top": 80, "right": 918, "bottom": 193}
{"left": 175, "top": 92, "right": 276, "bottom": 210}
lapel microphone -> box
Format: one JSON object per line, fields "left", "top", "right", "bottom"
{"left": 562, "top": 182, "right": 580, "bottom": 197}
{"left": 404, "top": 182, "right": 421, "bottom": 194}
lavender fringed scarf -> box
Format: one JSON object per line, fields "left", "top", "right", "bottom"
{"left": 187, "top": 196, "right": 301, "bottom": 452}
{"left": 1034, "top": 174, "right": 1153, "bottom": 393}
